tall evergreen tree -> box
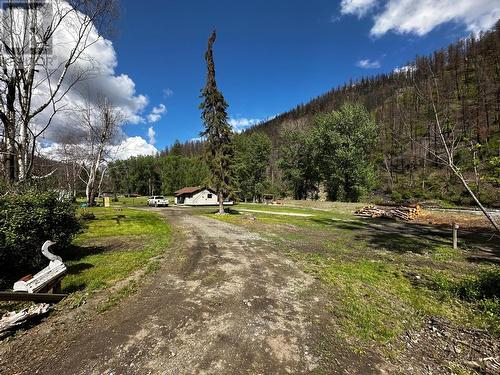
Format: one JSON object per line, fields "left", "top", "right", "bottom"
{"left": 200, "top": 30, "right": 233, "bottom": 214}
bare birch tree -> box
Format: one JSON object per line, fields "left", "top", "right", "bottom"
{"left": 412, "top": 70, "right": 500, "bottom": 232}
{"left": 0, "top": 0, "right": 116, "bottom": 184}
{"left": 75, "top": 98, "right": 122, "bottom": 205}
{"left": 49, "top": 141, "right": 84, "bottom": 197}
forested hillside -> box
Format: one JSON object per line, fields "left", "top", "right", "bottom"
{"left": 242, "top": 22, "right": 499, "bottom": 206}
{"left": 95, "top": 24, "right": 499, "bottom": 206}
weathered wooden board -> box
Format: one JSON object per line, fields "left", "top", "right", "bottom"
{"left": 0, "top": 303, "right": 50, "bottom": 339}
{"left": 0, "top": 292, "right": 67, "bottom": 303}
{"left": 13, "top": 241, "right": 67, "bottom": 293}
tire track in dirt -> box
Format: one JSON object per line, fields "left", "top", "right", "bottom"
{"left": 0, "top": 208, "right": 381, "bottom": 374}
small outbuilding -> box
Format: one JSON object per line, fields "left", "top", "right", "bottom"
{"left": 174, "top": 186, "right": 234, "bottom": 206}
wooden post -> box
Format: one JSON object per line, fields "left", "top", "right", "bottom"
{"left": 452, "top": 223, "right": 459, "bottom": 249}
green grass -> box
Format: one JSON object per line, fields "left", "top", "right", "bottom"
{"left": 213, "top": 204, "right": 364, "bottom": 231}
{"left": 294, "top": 249, "right": 499, "bottom": 343}
{"left": 237, "top": 203, "right": 323, "bottom": 214}
{"left": 96, "top": 280, "right": 138, "bottom": 313}
{"left": 295, "top": 252, "right": 470, "bottom": 342}
{"left": 208, "top": 202, "right": 500, "bottom": 344}
{"left": 110, "top": 195, "right": 174, "bottom": 207}
{"left": 61, "top": 207, "right": 171, "bottom": 295}
{"left": 112, "top": 196, "right": 150, "bottom": 207}
{"left": 236, "top": 202, "right": 358, "bottom": 218}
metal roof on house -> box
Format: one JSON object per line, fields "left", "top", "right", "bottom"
{"left": 174, "top": 186, "right": 202, "bottom": 196}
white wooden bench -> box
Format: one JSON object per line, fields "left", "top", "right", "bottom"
{"left": 13, "top": 240, "right": 67, "bottom": 294}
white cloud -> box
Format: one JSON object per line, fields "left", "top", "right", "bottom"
{"left": 330, "top": 15, "right": 342, "bottom": 23}
{"left": 228, "top": 117, "right": 262, "bottom": 133}
{"left": 23, "top": 1, "right": 149, "bottom": 143}
{"left": 339, "top": 0, "right": 499, "bottom": 37}
{"left": 111, "top": 136, "right": 158, "bottom": 160}
{"left": 344, "top": 0, "right": 500, "bottom": 37}
{"left": 147, "top": 126, "right": 156, "bottom": 145}
{"left": 163, "top": 88, "right": 174, "bottom": 98}
{"left": 340, "top": 0, "right": 378, "bottom": 17}
{"left": 147, "top": 104, "right": 167, "bottom": 123}
{"left": 38, "top": 136, "right": 158, "bottom": 161}
{"left": 356, "top": 59, "right": 381, "bottom": 69}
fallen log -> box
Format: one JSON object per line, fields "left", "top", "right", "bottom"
{"left": 0, "top": 303, "right": 50, "bottom": 339}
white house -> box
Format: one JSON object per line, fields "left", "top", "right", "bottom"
{"left": 174, "top": 186, "right": 234, "bottom": 206}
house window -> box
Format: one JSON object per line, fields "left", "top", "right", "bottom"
{"left": 207, "top": 194, "right": 213, "bottom": 199}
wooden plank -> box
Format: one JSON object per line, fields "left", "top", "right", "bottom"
{"left": 0, "top": 292, "right": 67, "bottom": 303}
{"left": 0, "top": 303, "right": 51, "bottom": 339}
{"left": 14, "top": 262, "right": 66, "bottom": 293}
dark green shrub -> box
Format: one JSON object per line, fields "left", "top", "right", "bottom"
{"left": 433, "top": 268, "right": 500, "bottom": 301}
{"left": 0, "top": 191, "right": 81, "bottom": 288}
{"left": 430, "top": 269, "right": 500, "bottom": 333}
{"left": 453, "top": 268, "right": 500, "bottom": 301}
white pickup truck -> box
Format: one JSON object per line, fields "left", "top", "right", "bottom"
{"left": 147, "top": 196, "right": 169, "bottom": 207}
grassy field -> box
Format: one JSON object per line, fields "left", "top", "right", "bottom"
{"left": 60, "top": 208, "right": 171, "bottom": 300}
{"left": 209, "top": 203, "right": 500, "bottom": 346}
{"left": 76, "top": 195, "right": 175, "bottom": 208}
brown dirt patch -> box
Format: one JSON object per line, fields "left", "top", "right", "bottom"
{"left": 81, "top": 235, "right": 150, "bottom": 252}
{"left": 416, "top": 209, "right": 498, "bottom": 232}
{"left": 0, "top": 208, "right": 380, "bottom": 374}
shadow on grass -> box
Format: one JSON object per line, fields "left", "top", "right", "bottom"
{"left": 58, "top": 244, "right": 107, "bottom": 262}
{"left": 225, "top": 208, "right": 242, "bottom": 215}
{"left": 63, "top": 282, "right": 89, "bottom": 294}
{"left": 328, "top": 217, "right": 500, "bottom": 262}
{"left": 63, "top": 263, "right": 95, "bottom": 293}
{"left": 310, "top": 217, "right": 367, "bottom": 229}
{"left": 322, "top": 219, "right": 449, "bottom": 255}
{"left": 466, "top": 251, "right": 500, "bottom": 265}
{"left": 203, "top": 207, "right": 242, "bottom": 216}
{"left": 66, "top": 262, "right": 93, "bottom": 275}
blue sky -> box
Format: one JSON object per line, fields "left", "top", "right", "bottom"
{"left": 110, "top": 0, "right": 498, "bottom": 154}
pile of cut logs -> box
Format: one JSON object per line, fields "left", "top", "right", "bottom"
{"left": 355, "top": 204, "right": 421, "bottom": 221}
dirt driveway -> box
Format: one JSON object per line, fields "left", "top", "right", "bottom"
{"left": 0, "top": 208, "right": 379, "bottom": 375}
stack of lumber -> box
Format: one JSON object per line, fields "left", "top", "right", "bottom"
{"left": 355, "top": 204, "right": 421, "bottom": 221}
{"left": 391, "top": 204, "right": 421, "bottom": 221}
{"left": 354, "top": 205, "right": 387, "bottom": 218}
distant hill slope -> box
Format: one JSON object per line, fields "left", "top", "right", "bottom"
{"left": 170, "top": 23, "right": 499, "bottom": 205}
{"left": 247, "top": 22, "right": 499, "bottom": 205}
{"left": 255, "top": 23, "right": 498, "bottom": 140}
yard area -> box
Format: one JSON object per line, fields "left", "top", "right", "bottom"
{"left": 60, "top": 207, "right": 171, "bottom": 309}
{"left": 209, "top": 202, "right": 500, "bottom": 366}
{"left": 1, "top": 202, "right": 498, "bottom": 374}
